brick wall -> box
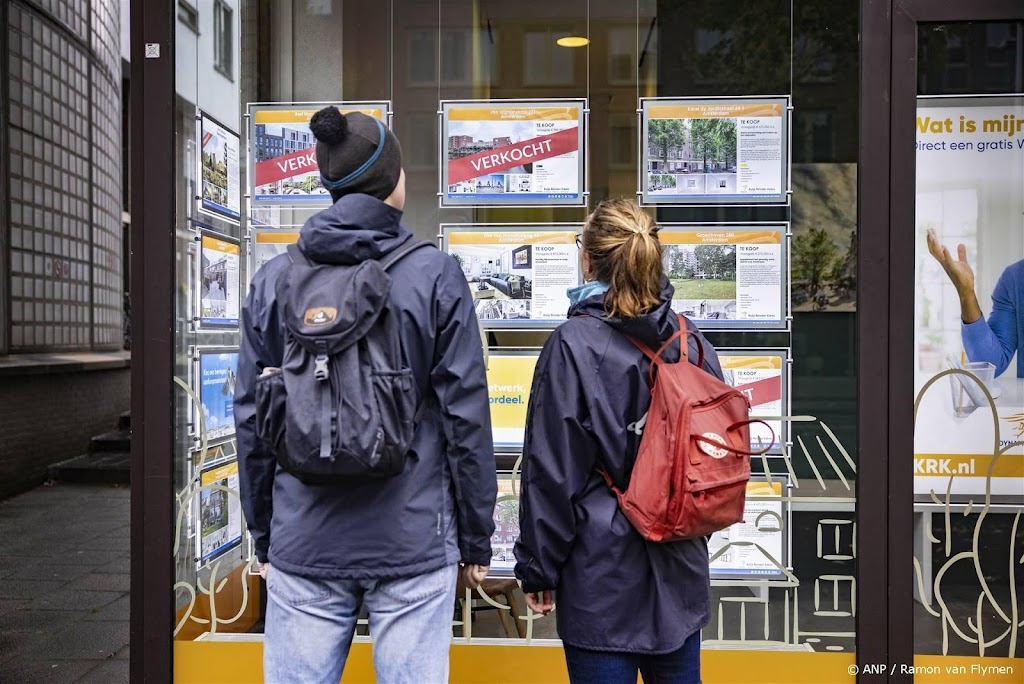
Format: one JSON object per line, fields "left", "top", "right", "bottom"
{"left": 0, "top": 368, "right": 129, "bottom": 498}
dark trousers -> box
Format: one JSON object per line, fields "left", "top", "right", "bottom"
{"left": 563, "top": 631, "right": 701, "bottom": 684}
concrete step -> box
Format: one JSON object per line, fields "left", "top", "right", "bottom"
{"left": 118, "top": 411, "right": 131, "bottom": 430}
{"left": 48, "top": 452, "right": 130, "bottom": 484}
{"left": 90, "top": 430, "right": 131, "bottom": 453}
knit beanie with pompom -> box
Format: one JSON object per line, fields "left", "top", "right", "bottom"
{"left": 308, "top": 106, "right": 403, "bottom": 201}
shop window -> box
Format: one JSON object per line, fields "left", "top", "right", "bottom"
{"left": 214, "top": 0, "right": 234, "bottom": 81}
{"left": 984, "top": 23, "right": 1012, "bottom": 66}
{"left": 407, "top": 28, "right": 498, "bottom": 87}
{"left": 178, "top": 1, "right": 199, "bottom": 34}
{"left": 406, "top": 113, "right": 436, "bottom": 169}
{"left": 524, "top": 29, "right": 575, "bottom": 86}
{"left": 609, "top": 116, "right": 635, "bottom": 168}
{"left": 608, "top": 26, "right": 635, "bottom": 85}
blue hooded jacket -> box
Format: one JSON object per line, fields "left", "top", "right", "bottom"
{"left": 514, "top": 282, "right": 722, "bottom": 654}
{"left": 235, "top": 194, "right": 497, "bottom": 579}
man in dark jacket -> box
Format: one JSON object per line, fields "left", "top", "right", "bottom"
{"left": 235, "top": 107, "right": 496, "bottom": 684}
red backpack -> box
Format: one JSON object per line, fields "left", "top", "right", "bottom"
{"left": 603, "top": 315, "right": 772, "bottom": 542}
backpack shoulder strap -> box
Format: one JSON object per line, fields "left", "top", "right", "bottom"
{"left": 286, "top": 243, "right": 314, "bottom": 266}
{"left": 378, "top": 238, "right": 433, "bottom": 272}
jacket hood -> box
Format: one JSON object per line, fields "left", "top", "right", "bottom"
{"left": 569, "top": 277, "right": 678, "bottom": 349}
{"left": 297, "top": 193, "right": 412, "bottom": 265}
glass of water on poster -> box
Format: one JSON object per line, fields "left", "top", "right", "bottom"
{"left": 641, "top": 97, "right": 790, "bottom": 206}
{"left": 440, "top": 99, "right": 587, "bottom": 207}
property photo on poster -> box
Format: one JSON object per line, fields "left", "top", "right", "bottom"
{"left": 490, "top": 476, "right": 519, "bottom": 574}
{"left": 445, "top": 227, "right": 580, "bottom": 327}
{"left": 248, "top": 102, "right": 389, "bottom": 205}
{"left": 199, "top": 232, "right": 240, "bottom": 328}
{"left": 199, "top": 113, "right": 241, "bottom": 220}
{"left": 791, "top": 163, "right": 857, "bottom": 312}
{"left": 442, "top": 100, "right": 586, "bottom": 206}
{"left": 708, "top": 479, "right": 787, "bottom": 579}
{"left": 661, "top": 225, "right": 787, "bottom": 330}
{"left": 251, "top": 230, "right": 299, "bottom": 276}
{"left": 197, "top": 349, "right": 238, "bottom": 441}
{"left": 641, "top": 97, "right": 789, "bottom": 205}
{"left": 718, "top": 351, "right": 787, "bottom": 454}
{"left": 913, "top": 96, "right": 1024, "bottom": 501}
{"left": 486, "top": 351, "right": 540, "bottom": 450}
{"left": 197, "top": 460, "right": 243, "bottom": 563}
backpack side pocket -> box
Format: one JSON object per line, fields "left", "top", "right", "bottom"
{"left": 370, "top": 368, "right": 417, "bottom": 476}
{"left": 255, "top": 368, "right": 287, "bottom": 457}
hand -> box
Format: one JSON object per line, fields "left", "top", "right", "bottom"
{"left": 525, "top": 590, "right": 555, "bottom": 616}
{"left": 258, "top": 562, "right": 269, "bottom": 580}
{"left": 460, "top": 563, "right": 489, "bottom": 590}
{"left": 926, "top": 229, "right": 975, "bottom": 295}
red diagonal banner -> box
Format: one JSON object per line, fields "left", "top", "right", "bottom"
{"left": 733, "top": 376, "right": 781, "bottom": 408}
{"left": 255, "top": 147, "right": 319, "bottom": 186}
{"left": 448, "top": 127, "right": 579, "bottom": 185}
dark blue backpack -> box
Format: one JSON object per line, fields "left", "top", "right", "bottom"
{"left": 254, "top": 238, "right": 432, "bottom": 484}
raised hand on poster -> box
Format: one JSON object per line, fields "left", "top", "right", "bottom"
{"left": 926, "top": 228, "right": 982, "bottom": 324}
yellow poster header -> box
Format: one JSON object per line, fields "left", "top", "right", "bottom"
{"left": 649, "top": 103, "right": 782, "bottom": 119}
{"left": 202, "top": 236, "right": 239, "bottom": 255}
{"left": 719, "top": 355, "right": 783, "bottom": 371}
{"left": 914, "top": 454, "right": 1023, "bottom": 479}
{"left": 201, "top": 461, "right": 239, "bottom": 486}
{"left": 253, "top": 107, "right": 386, "bottom": 124}
{"left": 661, "top": 230, "right": 781, "bottom": 246}
{"left": 254, "top": 232, "right": 300, "bottom": 245}
{"left": 448, "top": 107, "right": 579, "bottom": 122}
{"left": 449, "top": 231, "right": 576, "bottom": 246}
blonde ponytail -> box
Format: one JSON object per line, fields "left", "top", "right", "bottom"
{"left": 581, "top": 199, "right": 663, "bottom": 319}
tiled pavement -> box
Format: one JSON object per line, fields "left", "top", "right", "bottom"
{"left": 0, "top": 484, "right": 129, "bottom": 683}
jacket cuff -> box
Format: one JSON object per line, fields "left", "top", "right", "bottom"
{"left": 255, "top": 539, "right": 270, "bottom": 564}
{"left": 460, "top": 545, "right": 492, "bottom": 567}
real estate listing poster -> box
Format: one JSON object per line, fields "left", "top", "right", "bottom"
{"left": 486, "top": 351, "right": 540, "bottom": 451}
{"left": 251, "top": 229, "right": 300, "bottom": 277}
{"left": 196, "top": 349, "right": 239, "bottom": 441}
{"left": 709, "top": 479, "right": 787, "bottom": 579}
{"left": 199, "top": 113, "right": 241, "bottom": 221}
{"left": 913, "top": 96, "right": 1024, "bottom": 501}
{"left": 490, "top": 476, "right": 519, "bottom": 575}
{"left": 441, "top": 100, "right": 586, "bottom": 207}
{"left": 248, "top": 102, "right": 389, "bottom": 206}
{"left": 444, "top": 226, "right": 580, "bottom": 328}
{"left": 198, "top": 231, "right": 240, "bottom": 328}
{"left": 718, "top": 351, "right": 788, "bottom": 454}
{"left": 641, "top": 97, "right": 789, "bottom": 205}
{"left": 661, "top": 225, "right": 787, "bottom": 330}
{"left": 196, "top": 460, "right": 243, "bottom": 564}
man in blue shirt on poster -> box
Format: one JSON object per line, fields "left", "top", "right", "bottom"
{"left": 927, "top": 229, "right": 1023, "bottom": 378}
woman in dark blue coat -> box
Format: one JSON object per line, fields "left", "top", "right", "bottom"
{"left": 514, "top": 199, "right": 722, "bottom": 684}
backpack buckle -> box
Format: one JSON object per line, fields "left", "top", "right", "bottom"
{"left": 314, "top": 354, "right": 329, "bottom": 381}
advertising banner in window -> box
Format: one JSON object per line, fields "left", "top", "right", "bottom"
{"left": 709, "top": 478, "right": 788, "bottom": 580}
{"left": 196, "top": 230, "right": 241, "bottom": 329}
{"left": 247, "top": 102, "right": 390, "bottom": 206}
{"left": 198, "top": 112, "right": 241, "bottom": 221}
{"left": 914, "top": 95, "right": 1024, "bottom": 501}
{"left": 251, "top": 229, "right": 300, "bottom": 278}
{"left": 195, "top": 348, "right": 239, "bottom": 442}
{"left": 661, "top": 224, "right": 788, "bottom": 331}
{"left": 443, "top": 225, "right": 580, "bottom": 329}
{"left": 195, "top": 459, "right": 243, "bottom": 564}
{"left": 486, "top": 350, "right": 541, "bottom": 451}
{"left": 440, "top": 99, "right": 586, "bottom": 207}
{"left": 717, "top": 350, "right": 789, "bottom": 455}
{"left": 641, "top": 97, "right": 790, "bottom": 206}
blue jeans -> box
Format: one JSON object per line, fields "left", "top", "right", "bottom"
{"left": 263, "top": 563, "right": 458, "bottom": 684}
{"left": 563, "top": 631, "right": 702, "bottom": 684}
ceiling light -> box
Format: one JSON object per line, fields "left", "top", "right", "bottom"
{"left": 556, "top": 36, "right": 589, "bottom": 48}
